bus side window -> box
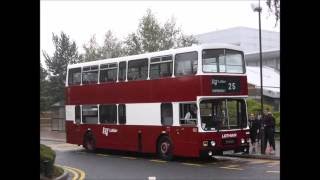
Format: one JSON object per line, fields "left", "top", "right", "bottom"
{"left": 161, "top": 103, "right": 173, "bottom": 126}
{"left": 118, "top": 61, "right": 126, "bottom": 82}
{"left": 99, "top": 105, "right": 117, "bottom": 124}
{"left": 127, "top": 58, "right": 148, "bottom": 81}
{"left": 150, "top": 55, "right": 173, "bottom": 80}
{"left": 174, "top": 51, "right": 198, "bottom": 77}
{"left": 118, "top": 104, "right": 126, "bottom": 124}
{"left": 75, "top": 105, "right": 81, "bottom": 124}
{"left": 179, "top": 103, "right": 197, "bottom": 125}
{"left": 68, "top": 68, "right": 81, "bottom": 86}
{"left": 82, "top": 105, "right": 98, "bottom": 124}
{"left": 82, "top": 65, "right": 98, "bottom": 85}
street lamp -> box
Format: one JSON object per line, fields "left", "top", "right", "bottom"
{"left": 251, "top": 0, "right": 265, "bottom": 154}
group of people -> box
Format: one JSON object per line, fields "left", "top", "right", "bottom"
{"left": 248, "top": 109, "right": 276, "bottom": 155}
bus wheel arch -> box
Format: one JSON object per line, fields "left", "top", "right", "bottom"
{"left": 83, "top": 130, "right": 96, "bottom": 152}
{"left": 156, "top": 135, "right": 174, "bottom": 161}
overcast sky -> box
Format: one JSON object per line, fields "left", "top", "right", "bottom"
{"left": 41, "top": 0, "right": 280, "bottom": 65}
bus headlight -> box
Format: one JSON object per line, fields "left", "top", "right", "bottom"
{"left": 203, "top": 141, "right": 208, "bottom": 147}
{"left": 241, "top": 138, "right": 245, "bottom": 144}
{"left": 210, "top": 141, "right": 216, "bottom": 147}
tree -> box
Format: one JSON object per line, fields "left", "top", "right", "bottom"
{"left": 266, "top": 0, "right": 280, "bottom": 25}
{"left": 123, "top": 9, "right": 198, "bottom": 55}
{"left": 42, "top": 32, "right": 82, "bottom": 105}
{"left": 40, "top": 63, "right": 51, "bottom": 111}
{"left": 100, "top": 30, "right": 124, "bottom": 58}
{"left": 123, "top": 33, "right": 142, "bottom": 55}
{"left": 82, "top": 35, "right": 103, "bottom": 62}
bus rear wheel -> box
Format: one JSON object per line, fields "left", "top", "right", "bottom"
{"left": 157, "top": 136, "right": 173, "bottom": 161}
{"left": 83, "top": 132, "right": 96, "bottom": 152}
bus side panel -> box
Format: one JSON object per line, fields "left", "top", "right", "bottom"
{"left": 65, "top": 121, "right": 82, "bottom": 145}
{"left": 170, "top": 126, "right": 201, "bottom": 157}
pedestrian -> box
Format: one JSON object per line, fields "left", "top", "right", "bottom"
{"left": 256, "top": 112, "right": 262, "bottom": 143}
{"left": 262, "top": 109, "right": 276, "bottom": 155}
{"left": 249, "top": 113, "right": 260, "bottom": 153}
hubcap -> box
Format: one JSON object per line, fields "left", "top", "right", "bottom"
{"left": 161, "top": 142, "right": 169, "bottom": 154}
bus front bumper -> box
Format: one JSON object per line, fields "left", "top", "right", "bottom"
{"left": 200, "top": 143, "right": 249, "bottom": 157}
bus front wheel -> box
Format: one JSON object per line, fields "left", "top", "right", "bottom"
{"left": 157, "top": 136, "right": 173, "bottom": 161}
{"left": 83, "top": 132, "right": 96, "bottom": 152}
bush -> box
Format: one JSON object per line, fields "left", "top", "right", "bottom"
{"left": 40, "top": 144, "right": 56, "bottom": 178}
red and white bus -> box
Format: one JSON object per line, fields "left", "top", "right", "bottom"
{"left": 65, "top": 43, "right": 250, "bottom": 160}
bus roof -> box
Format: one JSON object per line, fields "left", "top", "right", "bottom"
{"left": 67, "top": 43, "right": 243, "bottom": 69}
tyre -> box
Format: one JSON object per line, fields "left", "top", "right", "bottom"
{"left": 83, "top": 131, "right": 96, "bottom": 152}
{"left": 157, "top": 136, "right": 173, "bottom": 161}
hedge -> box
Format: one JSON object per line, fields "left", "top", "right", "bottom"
{"left": 40, "top": 144, "right": 56, "bottom": 178}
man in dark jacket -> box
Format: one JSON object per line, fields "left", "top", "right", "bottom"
{"left": 263, "top": 110, "right": 276, "bottom": 154}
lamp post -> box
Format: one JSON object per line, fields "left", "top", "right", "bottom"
{"left": 251, "top": 0, "right": 265, "bottom": 154}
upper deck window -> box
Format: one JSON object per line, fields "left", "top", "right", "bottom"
{"left": 174, "top": 51, "right": 198, "bottom": 77}
{"left": 100, "top": 63, "right": 118, "bottom": 83}
{"left": 150, "top": 55, "right": 173, "bottom": 79}
{"left": 202, "top": 49, "right": 245, "bottom": 74}
{"left": 127, "top": 58, "right": 148, "bottom": 81}
{"left": 82, "top": 65, "right": 98, "bottom": 84}
{"left": 118, "top": 61, "right": 127, "bottom": 82}
{"left": 68, "top": 68, "right": 81, "bottom": 85}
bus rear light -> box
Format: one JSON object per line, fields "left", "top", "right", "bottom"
{"left": 245, "top": 131, "right": 250, "bottom": 135}
{"left": 208, "top": 151, "right": 213, "bottom": 156}
{"left": 203, "top": 141, "right": 208, "bottom": 147}
{"left": 241, "top": 138, "right": 245, "bottom": 144}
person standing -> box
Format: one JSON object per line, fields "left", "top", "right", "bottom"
{"left": 249, "top": 113, "right": 260, "bottom": 153}
{"left": 263, "top": 109, "right": 276, "bottom": 154}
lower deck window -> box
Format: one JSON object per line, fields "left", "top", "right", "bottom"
{"left": 179, "top": 103, "right": 197, "bottom": 125}
{"left": 99, "top": 105, "right": 117, "bottom": 124}
{"left": 161, "top": 103, "right": 173, "bottom": 126}
{"left": 82, "top": 105, "right": 98, "bottom": 124}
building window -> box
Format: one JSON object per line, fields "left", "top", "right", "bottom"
{"left": 179, "top": 103, "right": 197, "bottom": 125}
{"left": 82, "top": 65, "right": 98, "bottom": 84}
{"left": 68, "top": 68, "right": 81, "bottom": 85}
{"left": 82, "top": 105, "right": 98, "bottom": 124}
{"left": 118, "top": 61, "right": 127, "bottom": 82}
{"left": 100, "top": 63, "right": 118, "bottom": 83}
{"left": 75, "top": 105, "right": 81, "bottom": 123}
{"left": 127, "top": 58, "right": 148, "bottom": 81}
{"left": 174, "top": 51, "right": 198, "bottom": 76}
{"left": 161, "top": 103, "right": 173, "bottom": 126}
{"left": 150, "top": 55, "right": 173, "bottom": 79}
{"left": 118, "top": 104, "right": 126, "bottom": 124}
{"left": 99, "top": 105, "right": 117, "bottom": 124}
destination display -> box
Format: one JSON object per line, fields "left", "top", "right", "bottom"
{"left": 212, "top": 77, "right": 241, "bottom": 93}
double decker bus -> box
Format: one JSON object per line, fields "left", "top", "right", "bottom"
{"left": 65, "top": 43, "right": 250, "bottom": 160}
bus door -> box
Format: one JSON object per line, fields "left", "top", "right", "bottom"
{"left": 74, "top": 105, "right": 82, "bottom": 145}
{"left": 173, "top": 103, "right": 198, "bottom": 156}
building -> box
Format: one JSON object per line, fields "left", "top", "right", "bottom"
{"left": 195, "top": 26, "right": 279, "bottom": 54}
{"left": 196, "top": 27, "right": 280, "bottom": 110}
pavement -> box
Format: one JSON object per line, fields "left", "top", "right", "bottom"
{"left": 40, "top": 126, "right": 279, "bottom": 160}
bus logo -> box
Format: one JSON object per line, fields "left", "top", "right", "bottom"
{"left": 102, "top": 127, "right": 118, "bottom": 136}
{"left": 222, "top": 133, "right": 237, "bottom": 139}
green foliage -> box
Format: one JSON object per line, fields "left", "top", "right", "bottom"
{"left": 123, "top": 9, "right": 198, "bottom": 55}
{"left": 246, "top": 98, "right": 280, "bottom": 129}
{"left": 40, "top": 144, "right": 56, "bottom": 177}
{"left": 266, "top": 0, "right": 280, "bottom": 26}
{"left": 246, "top": 98, "right": 273, "bottom": 114}
{"left": 42, "top": 32, "right": 82, "bottom": 106}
